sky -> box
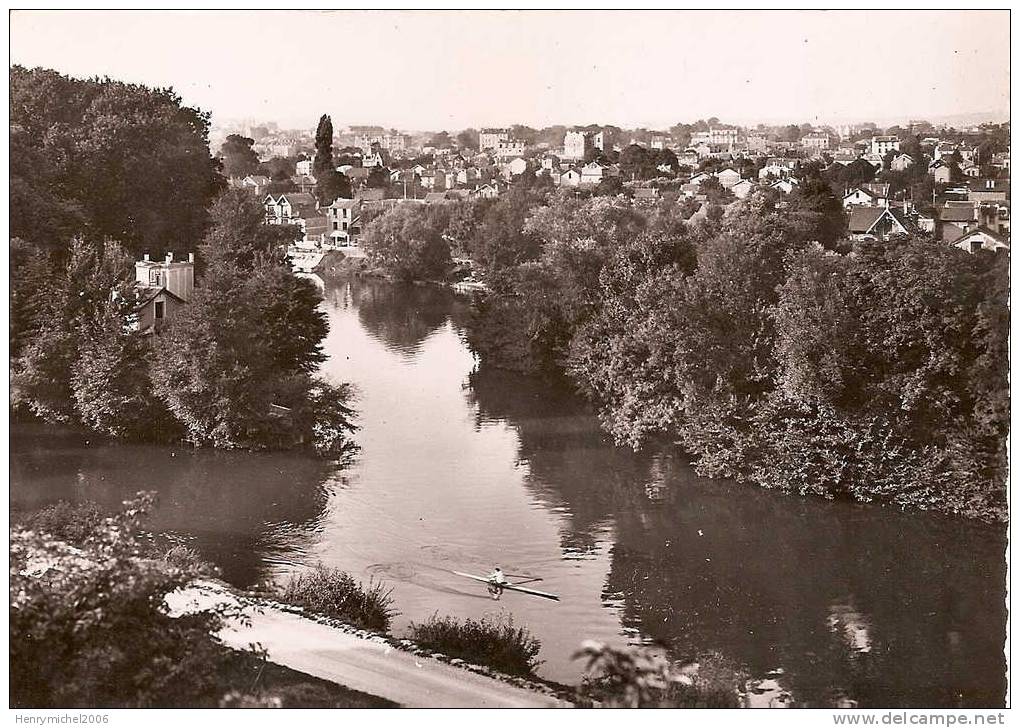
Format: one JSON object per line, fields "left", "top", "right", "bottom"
{"left": 9, "top": 10, "right": 1011, "bottom": 132}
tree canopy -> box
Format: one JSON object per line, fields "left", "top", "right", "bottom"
{"left": 10, "top": 65, "right": 223, "bottom": 257}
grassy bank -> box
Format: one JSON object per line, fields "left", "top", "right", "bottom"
{"left": 409, "top": 614, "right": 542, "bottom": 677}
{"left": 276, "top": 565, "right": 397, "bottom": 632}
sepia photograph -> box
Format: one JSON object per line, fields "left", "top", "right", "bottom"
{"left": 7, "top": 8, "right": 1012, "bottom": 717}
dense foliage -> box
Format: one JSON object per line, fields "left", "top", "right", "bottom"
{"left": 458, "top": 190, "right": 1008, "bottom": 521}
{"left": 277, "top": 565, "right": 397, "bottom": 632}
{"left": 10, "top": 494, "right": 236, "bottom": 707}
{"left": 12, "top": 188, "right": 357, "bottom": 455}
{"left": 150, "top": 189, "right": 356, "bottom": 452}
{"left": 10, "top": 65, "right": 222, "bottom": 257}
{"left": 409, "top": 614, "right": 542, "bottom": 677}
{"left": 359, "top": 202, "right": 453, "bottom": 281}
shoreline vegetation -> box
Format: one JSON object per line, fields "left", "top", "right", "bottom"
{"left": 356, "top": 184, "right": 1008, "bottom": 524}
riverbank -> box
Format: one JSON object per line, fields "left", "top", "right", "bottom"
{"left": 170, "top": 580, "right": 573, "bottom": 708}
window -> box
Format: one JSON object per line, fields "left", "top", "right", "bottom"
{"left": 149, "top": 270, "right": 161, "bottom": 285}
{"left": 154, "top": 301, "right": 165, "bottom": 320}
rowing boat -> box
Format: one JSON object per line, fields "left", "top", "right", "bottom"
{"left": 452, "top": 571, "right": 560, "bottom": 601}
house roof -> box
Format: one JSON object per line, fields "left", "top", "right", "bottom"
{"left": 634, "top": 188, "right": 659, "bottom": 199}
{"left": 281, "top": 192, "right": 316, "bottom": 206}
{"left": 328, "top": 198, "right": 358, "bottom": 209}
{"left": 424, "top": 192, "right": 448, "bottom": 203}
{"left": 848, "top": 206, "right": 894, "bottom": 234}
{"left": 948, "top": 225, "right": 1008, "bottom": 248}
{"left": 133, "top": 284, "right": 186, "bottom": 309}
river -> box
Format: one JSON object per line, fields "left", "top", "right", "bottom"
{"left": 10, "top": 277, "right": 1007, "bottom": 707}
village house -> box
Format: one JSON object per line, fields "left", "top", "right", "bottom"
{"left": 580, "top": 161, "right": 605, "bottom": 185}
{"left": 563, "top": 130, "right": 594, "bottom": 160}
{"left": 731, "top": 179, "right": 754, "bottom": 199}
{"left": 475, "top": 182, "right": 501, "bottom": 199}
{"left": 240, "top": 175, "right": 271, "bottom": 197}
{"left": 559, "top": 168, "right": 582, "bottom": 187}
{"left": 801, "top": 132, "right": 831, "bottom": 153}
{"left": 948, "top": 226, "right": 1009, "bottom": 253}
{"left": 506, "top": 157, "right": 529, "bottom": 179}
{"left": 264, "top": 192, "right": 327, "bottom": 243}
{"left": 295, "top": 159, "right": 313, "bottom": 176}
{"left": 842, "top": 184, "right": 889, "bottom": 209}
{"left": 930, "top": 160, "right": 952, "bottom": 184}
{"left": 133, "top": 252, "right": 195, "bottom": 333}
{"left": 326, "top": 198, "right": 360, "bottom": 245}
{"left": 937, "top": 202, "right": 981, "bottom": 242}
{"left": 633, "top": 187, "right": 660, "bottom": 204}
{"left": 716, "top": 168, "right": 742, "bottom": 189}
{"left": 890, "top": 154, "right": 914, "bottom": 172}
{"left": 847, "top": 206, "right": 910, "bottom": 241}
{"left": 771, "top": 178, "right": 799, "bottom": 195}
{"left": 494, "top": 139, "right": 526, "bottom": 160}
{"left": 479, "top": 128, "right": 509, "bottom": 151}
{"left": 870, "top": 135, "right": 900, "bottom": 157}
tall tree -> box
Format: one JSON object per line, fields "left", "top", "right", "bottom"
{"left": 312, "top": 114, "right": 335, "bottom": 178}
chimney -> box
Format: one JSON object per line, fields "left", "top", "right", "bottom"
{"left": 188, "top": 252, "right": 195, "bottom": 264}
{"left": 143, "top": 253, "right": 150, "bottom": 262}
{"left": 166, "top": 252, "right": 174, "bottom": 263}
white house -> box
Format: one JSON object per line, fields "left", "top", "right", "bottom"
{"left": 870, "top": 135, "right": 900, "bottom": 157}
{"left": 717, "top": 168, "right": 742, "bottom": 189}
{"left": 580, "top": 161, "right": 605, "bottom": 185}
{"left": 559, "top": 168, "right": 582, "bottom": 187}
{"left": 948, "top": 226, "right": 1009, "bottom": 253}
{"left": 731, "top": 179, "right": 754, "bottom": 199}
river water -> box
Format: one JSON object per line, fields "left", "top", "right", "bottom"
{"left": 10, "top": 277, "right": 1007, "bottom": 707}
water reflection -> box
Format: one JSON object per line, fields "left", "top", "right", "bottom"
{"left": 348, "top": 278, "right": 468, "bottom": 358}
{"left": 464, "top": 363, "right": 1007, "bottom": 707}
{"left": 10, "top": 426, "right": 335, "bottom": 586}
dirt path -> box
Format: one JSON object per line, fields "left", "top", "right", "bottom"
{"left": 169, "top": 582, "right": 569, "bottom": 708}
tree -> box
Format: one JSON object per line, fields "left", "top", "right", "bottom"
{"left": 10, "top": 65, "right": 223, "bottom": 257}
{"left": 312, "top": 114, "right": 335, "bottom": 179}
{"left": 219, "top": 134, "right": 260, "bottom": 178}
{"left": 786, "top": 172, "right": 846, "bottom": 247}
{"left": 12, "top": 239, "right": 137, "bottom": 425}
{"left": 428, "top": 131, "right": 453, "bottom": 149}
{"left": 360, "top": 203, "right": 452, "bottom": 281}
{"left": 10, "top": 494, "right": 237, "bottom": 707}
{"left": 150, "top": 188, "right": 351, "bottom": 453}
{"left": 315, "top": 170, "right": 353, "bottom": 206}
{"left": 456, "top": 128, "right": 479, "bottom": 151}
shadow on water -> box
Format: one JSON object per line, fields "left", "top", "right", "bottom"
{"left": 10, "top": 425, "right": 337, "bottom": 587}
{"left": 464, "top": 362, "right": 1007, "bottom": 708}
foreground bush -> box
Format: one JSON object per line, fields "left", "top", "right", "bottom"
{"left": 409, "top": 613, "right": 542, "bottom": 677}
{"left": 12, "top": 500, "right": 107, "bottom": 543}
{"left": 277, "top": 565, "right": 396, "bottom": 632}
{"left": 10, "top": 493, "right": 238, "bottom": 707}
{"left": 575, "top": 641, "right": 742, "bottom": 708}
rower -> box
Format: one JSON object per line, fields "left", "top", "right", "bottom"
{"left": 486, "top": 566, "right": 507, "bottom": 599}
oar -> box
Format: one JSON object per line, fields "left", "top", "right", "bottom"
{"left": 506, "top": 574, "right": 543, "bottom": 584}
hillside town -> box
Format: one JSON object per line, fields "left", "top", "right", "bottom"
{"left": 221, "top": 118, "right": 1010, "bottom": 258}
